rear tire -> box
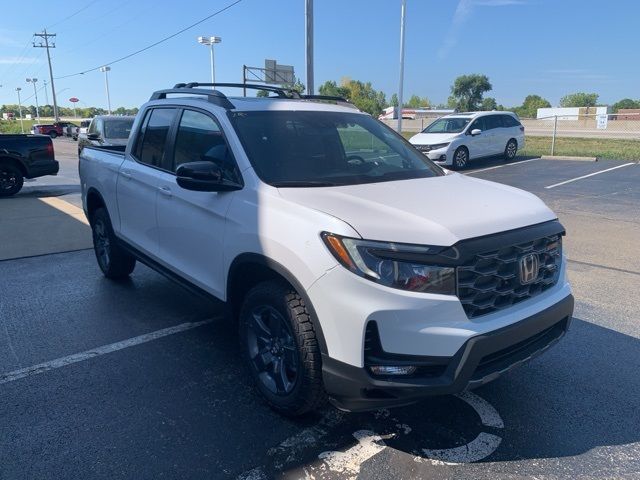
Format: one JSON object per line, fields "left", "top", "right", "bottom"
{"left": 0, "top": 163, "right": 24, "bottom": 197}
{"left": 504, "top": 139, "right": 518, "bottom": 160}
{"left": 49, "top": 131, "right": 57, "bottom": 139}
{"left": 90, "top": 208, "right": 136, "bottom": 279}
{"left": 239, "top": 280, "right": 325, "bottom": 416}
{"left": 451, "top": 146, "right": 469, "bottom": 170}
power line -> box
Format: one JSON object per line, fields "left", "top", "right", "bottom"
{"left": 46, "top": 0, "right": 99, "bottom": 29}
{"left": 55, "top": 0, "right": 243, "bottom": 80}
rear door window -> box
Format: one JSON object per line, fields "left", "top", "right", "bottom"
{"left": 484, "top": 115, "right": 502, "bottom": 130}
{"left": 135, "top": 108, "right": 177, "bottom": 168}
{"left": 501, "top": 115, "right": 520, "bottom": 128}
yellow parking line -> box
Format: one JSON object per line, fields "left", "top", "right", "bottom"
{"left": 38, "top": 197, "right": 89, "bottom": 226}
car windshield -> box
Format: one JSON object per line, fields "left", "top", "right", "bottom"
{"left": 104, "top": 119, "right": 134, "bottom": 139}
{"left": 229, "top": 111, "right": 443, "bottom": 187}
{"left": 422, "top": 117, "right": 470, "bottom": 134}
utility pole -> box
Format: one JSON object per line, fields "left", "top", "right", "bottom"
{"left": 16, "top": 88, "right": 24, "bottom": 133}
{"left": 33, "top": 29, "right": 59, "bottom": 121}
{"left": 305, "top": 0, "right": 314, "bottom": 95}
{"left": 100, "top": 66, "right": 112, "bottom": 114}
{"left": 43, "top": 79, "right": 49, "bottom": 105}
{"left": 26, "top": 78, "right": 40, "bottom": 123}
{"left": 397, "top": 0, "right": 407, "bottom": 134}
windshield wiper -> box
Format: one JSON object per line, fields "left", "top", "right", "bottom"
{"left": 271, "top": 180, "right": 338, "bottom": 188}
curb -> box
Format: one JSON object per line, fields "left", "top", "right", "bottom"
{"left": 540, "top": 155, "right": 597, "bottom": 161}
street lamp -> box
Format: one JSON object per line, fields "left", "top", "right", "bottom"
{"left": 15, "top": 87, "right": 24, "bottom": 133}
{"left": 26, "top": 78, "right": 40, "bottom": 123}
{"left": 99, "top": 66, "right": 112, "bottom": 114}
{"left": 197, "top": 36, "right": 222, "bottom": 84}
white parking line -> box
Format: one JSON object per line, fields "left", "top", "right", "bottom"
{"left": 0, "top": 319, "right": 214, "bottom": 385}
{"left": 465, "top": 157, "right": 540, "bottom": 174}
{"left": 545, "top": 162, "right": 635, "bottom": 189}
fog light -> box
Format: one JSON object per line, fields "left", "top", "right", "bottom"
{"left": 369, "top": 365, "right": 417, "bottom": 376}
{"left": 439, "top": 154, "right": 447, "bottom": 161}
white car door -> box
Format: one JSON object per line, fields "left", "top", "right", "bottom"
{"left": 117, "top": 107, "right": 178, "bottom": 258}
{"left": 485, "top": 114, "right": 507, "bottom": 155}
{"left": 155, "top": 108, "right": 240, "bottom": 299}
{"left": 465, "top": 116, "right": 490, "bottom": 159}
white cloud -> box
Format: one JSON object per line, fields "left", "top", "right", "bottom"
{"left": 438, "top": 0, "right": 527, "bottom": 59}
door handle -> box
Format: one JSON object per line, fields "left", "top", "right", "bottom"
{"left": 158, "top": 186, "right": 172, "bottom": 197}
{"left": 120, "top": 170, "right": 132, "bottom": 180}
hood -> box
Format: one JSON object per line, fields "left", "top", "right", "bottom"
{"left": 409, "top": 132, "right": 459, "bottom": 145}
{"left": 278, "top": 174, "right": 556, "bottom": 246}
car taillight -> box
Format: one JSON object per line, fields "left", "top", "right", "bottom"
{"left": 47, "top": 142, "right": 54, "bottom": 158}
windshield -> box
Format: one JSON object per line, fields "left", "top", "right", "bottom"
{"left": 229, "top": 111, "right": 443, "bottom": 187}
{"left": 104, "top": 119, "right": 134, "bottom": 139}
{"left": 422, "top": 117, "right": 470, "bottom": 134}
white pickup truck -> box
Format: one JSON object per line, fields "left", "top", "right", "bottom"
{"left": 79, "top": 83, "right": 574, "bottom": 416}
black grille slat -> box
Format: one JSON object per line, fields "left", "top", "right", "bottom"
{"left": 457, "top": 235, "right": 562, "bottom": 318}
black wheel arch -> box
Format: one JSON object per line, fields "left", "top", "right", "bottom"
{"left": 227, "top": 253, "right": 328, "bottom": 354}
{"left": 85, "top": 188, "right": 108, "bottom": 224}
{"left": 0, "top": 156, "right": 27, "bottom": 177}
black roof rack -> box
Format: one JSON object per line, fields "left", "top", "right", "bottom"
{"left": 149, "top": 83, "right": 357, "bottom": 110}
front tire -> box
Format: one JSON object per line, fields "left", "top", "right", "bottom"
{"left": 239, "top": 280, "right": 325, "bottom": 416}
{"left": 49, "top": 131, "right": 57, "bottom": 139}
{"left": 0, "top": 163, "right": 24, "bottom": 197}
{"left": 451, "top": 146, "right": 469, "bottom": 170}
{"left": 90, "top": 208, "right": 136, "bottom": 279}
{"left": 504, "top": 139, "right": 518, "bottom": 160}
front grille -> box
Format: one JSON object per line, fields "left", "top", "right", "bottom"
{"left": 457, "top": 234, "right": 562, "bottom": 318}
{"left": 415, "top": 144, "right": 431, "bottom": 152}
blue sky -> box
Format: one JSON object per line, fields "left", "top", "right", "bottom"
{"left": 0, "top": 0, "right": 637, "bottom": 109}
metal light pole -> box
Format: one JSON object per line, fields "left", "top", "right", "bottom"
{"left": 305, "top": 0, "right": 314, "bottom": 95}
{"left": 197, "top": 36, "right": 222, "bottom": 84}
{"left": 43, "top": 79, "right": 49, "bottom": 105}
{"left": 26, "top": 78, "right": 40, "bottom": 123}
{"left": 100, "top": 66, "right": 112, "bottom": 114}
{"left": 397, "top": 0, "right": 407, "bottom": 134}
{"left": 16, "top": 87, "right": 24, "bottom": 133}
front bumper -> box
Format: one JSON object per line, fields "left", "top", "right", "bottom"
{"left": 413, "top": 145, "right": 450, "bottom": 163}
{"left": 323, "top": 293, "right": 574, "bottom": 412}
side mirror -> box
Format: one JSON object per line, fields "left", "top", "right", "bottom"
{"left": 87, "top": 133, "right": 101, "bottom": 140}
{"left": 176, "top": 161, "right": 242, "bottom": 192}
{"left": 470, "top": 129, "right": 482, "bottom": 136}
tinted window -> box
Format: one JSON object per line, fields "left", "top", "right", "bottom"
{"left": 104, "top": 118, "right": 134, "bottom": 139}
{"left": 88, "top": 119, "right": 98, "bottom": 135}
{"left": 468, "top": 117, "right": 486, "bottom": 131}
{"left": 173, "top": 110, "right": 240, "bottom": 182}
{"left": 423, "top": 117, "right": 471, "bottom": 133}
{"left": 484, "top": 115, "right": 502, "bottom": 130}
{"left": 137, "top": 109, "right": 176, "bottom": 168}
{"left": 501, "top": 115, "right": 520, "bottom": 127}
{"left": 230, "top": 111, "right": 443, "bottom": 187}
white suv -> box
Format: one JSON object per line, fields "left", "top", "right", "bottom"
{"left": 409, "top": 111, "right": 525, "bottom": 169}
{"left": 79, "top": 84, "right": 572, "bottom": 416}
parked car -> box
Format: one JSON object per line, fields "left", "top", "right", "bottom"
{"left": 0, "top": 134, "right": 59, "bottom": 196}
{"left": 73, "top": 119, "right": 92, "bottom": 141}
{"left": 409, "top": 111, "right": 525, "bottom": 170}
{"left": 64, "top": 122, "right": 79, "bottom": 138}
{"left": 31, "top": 121, "right": 76, "bottom": 138}
{"left": 77, "top": 115, "right": 134, "bottom": 155}
{"left": 79, "top": 83, "right": 573, "bottom": 416}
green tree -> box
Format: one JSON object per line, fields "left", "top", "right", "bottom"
{"left": 514, "top": 94, "right": 551, "bottom": 118}
{"left": 447, "top": 74, "right": 492, "bottom": 112}
{"left": 480, "top": 97, "right": 498, "bottom": 111}
{"left": 256, "top": 77, "right": 306, "bottom": 97}
{"left": 404, "top": 95, "right": 430, "bottom": 108}
{"left": 318, "top": 78, "right": 387, "bottom": 116}
{"left": 559, "top": 92, "right": 599, "bottom": 108}
{"left": 390, "top": 93, "right": 399, "bottom": 107}
{"left": 611, "top": 98, "right": 640, "bottom": 112}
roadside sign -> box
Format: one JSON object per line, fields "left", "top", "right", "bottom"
{"left": 596, "top": 114, "right": 608, "bottom": 129}
{"left": 69, "top": 97, "right": 79, "bottom": 103}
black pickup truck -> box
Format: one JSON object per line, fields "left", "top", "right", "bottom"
{"left": 0, "top": 134, "right": 59, "bottom": 197}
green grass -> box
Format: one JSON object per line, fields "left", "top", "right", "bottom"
{"left": 401, "top": 132, "right": 640, "bottom": 161}
{"left": 0, "top": 119, "right": 37, "bottom": 134}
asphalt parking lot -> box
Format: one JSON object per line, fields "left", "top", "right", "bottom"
{"left": 1, "top": 138, "right": 639, "bottom": 479}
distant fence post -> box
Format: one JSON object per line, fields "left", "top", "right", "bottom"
{"left": 551, "top": 115, "right": 558, "bottom": 155}
{"left": 421, "top": 118, "right": 424, "bottom": 130}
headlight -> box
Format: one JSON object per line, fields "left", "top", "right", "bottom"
{"left": 429, "top": 142, "right": 450, "bottom": 150}
{"left": 321, "top": 233, "right": 456, "bottom": 295}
